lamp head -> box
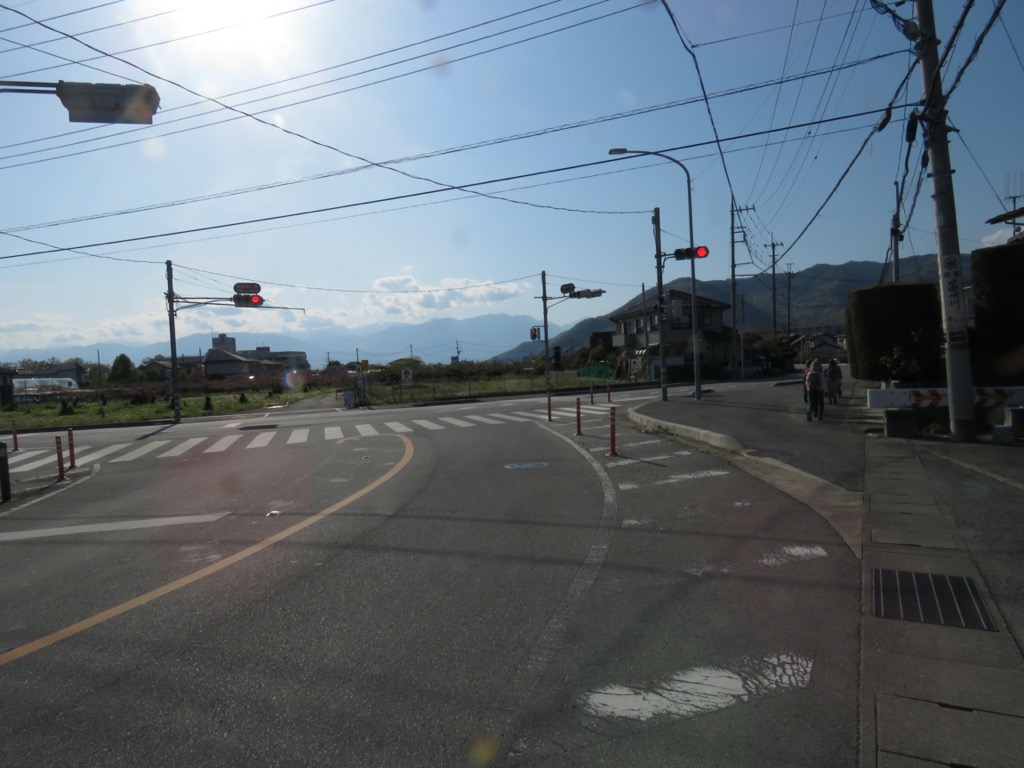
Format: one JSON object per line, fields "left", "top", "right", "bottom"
{"left": 608, "top": 148, "right": 629, "bottom": 155}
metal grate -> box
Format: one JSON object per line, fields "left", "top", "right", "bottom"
{"left": 872, "top": 569, "right": 997, "bottom": 631}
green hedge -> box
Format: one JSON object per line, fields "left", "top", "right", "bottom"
{"left": 845, "top": 282, "right": 943, "bottom": 382}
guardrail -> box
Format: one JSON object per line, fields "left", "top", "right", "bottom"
{"left": 866, "top": 387, "right": 1024, "bottom": 409}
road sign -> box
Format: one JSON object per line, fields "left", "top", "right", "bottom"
{"left": 233, "top": 282, "right": 261, "bottom": 294}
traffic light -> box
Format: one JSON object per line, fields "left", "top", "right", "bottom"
{"left": 530, "top": 326, "right": 540, "bottom": 341}
{"left": 233, "top": 293, "right": 265, "bottom": 308}
{"left": 673, "top": 246, "right": 710, "bottom": 260}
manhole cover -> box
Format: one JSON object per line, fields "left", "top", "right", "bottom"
{"left": 872, "top": 568, "right": 997, "bottom": 631}
{"left": 505, "top": 462, "right": 549, "bottom": 470}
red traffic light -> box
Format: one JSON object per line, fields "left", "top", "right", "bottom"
{"left": 672, "top": 246, "right": 711, "bottom": 260}
{"left": 232, "top": 293, "right": 265, "bottom": 308}
{"left": 530, "top": 326, "right": 540, "bottom": 341}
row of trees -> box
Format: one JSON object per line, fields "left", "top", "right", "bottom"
{"left": 1, "top": 354, "right": 158, "bottom": 384}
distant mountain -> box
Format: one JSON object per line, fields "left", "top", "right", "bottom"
{"left": 0, "top": 314, "right": 566, "bottom": 368}
{"left": 491, "top": 255, "right": 949, "bottom": 360}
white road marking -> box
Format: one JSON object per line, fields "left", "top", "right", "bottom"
{"left": 584, "top": 654, "right": 813, "bottom": 721}
{"left": 324, "top": 426, "right": 344, "bottom": 440}
{"left": 488, "top": 412, "right": 529, "bottom": 422}
{"left": 221, "top": 422, "right": 242, "bottom": 429}
{"left": 5, "top": 450, "right": 46, "bottom": 464}
{"left": 439, "top": 417, "right": 475, "bottom": 427}
{"left": 10, "top": 448, "right": 84, "bottom": 473}
{"left": 511, "top": 411, "right": 549, "bottom": 420}
{"left": 205, "top": 435, "right": 241, "bottom": 453}
{"left": 356, "top": 424, "right": 380, "bottom": 436}
{"left": 466, "top": 415, "right": 504, "bottom": 425}
{"left": 653, "top": 470, "right": 729, "bottom": 486}
{"left": 246, "top": 432, "right": 274, "bottom": 449}
{"left": 623, "top": 440, "right": 662, "bottom": 448}
{"left": 159, "top": 437, "right": 206, "bottom": 457}
{"left": 0, "top": 512, "right": 233, "bottom": 541}
{"left": 287, "top": 428, "right": 309, "bottom": 444}
{"left": 411, "top": 420, "right": 445, "bottom": 431}
{"left": 384, "top": 422, "right": 413, "bottom": 433}
{"left": 72, "top": 444, "right": 131, "bottom": 464}
{"left": 759, "top": 545, "right": 829, "bottom": 567}
{"left": 110, "top": 441, "right": 171, "bottom": 463}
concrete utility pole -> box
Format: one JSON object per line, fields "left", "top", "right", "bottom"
{"left": 916, "top": 0, "right": 974, "bottom": 440}
{"left": 766, "top": 238, "right": 783, "bottom": 335}
{"left": 652, "top": 208, "right": 668, "bottom": 401}
{"left": 730, "top": 203, "right": 754, "bottom": 376}
{"left": 165, "top": 261, "right": 181, "bottom": 424}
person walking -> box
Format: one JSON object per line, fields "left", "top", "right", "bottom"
{"left": 826, "top": 358, "right": 843, "bottom": 405}
{"left": 802, "top": 359, "right": 812, "bottom": 403}
{"left": 805, "top": 358, "right": 826, "bottom": 421}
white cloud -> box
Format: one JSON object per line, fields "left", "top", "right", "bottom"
{"left": 362, "top": 275, "right": 529, "bottom": 321}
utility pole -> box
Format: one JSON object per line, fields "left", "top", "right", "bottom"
{"left": 786, "top": 263, "right": 794, "bottom": 338}
{"left": 891, "top": 182, "right": 903, "bottom": 283}
{"left": 916, "top": 0, "right": 974, "bottom": 441}
{"left": 652, "top": 208, "right": 668, "bottom": 401}
{"left": 165, "top": 260, "right": 181, "bottom": 424}
{"left": 766, "top": 237, "right": 783, "bottom": 335}
{"left": 730, "top": 203, "right": 755, "bottom": 376}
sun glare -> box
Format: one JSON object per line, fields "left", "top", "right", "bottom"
{"left": 160, "top": 0, "right": 304, "bottom": 79}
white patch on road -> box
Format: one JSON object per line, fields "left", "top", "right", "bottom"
{"left": 759, "top": 545, "right": 829, "bottom": 567}
{"left": 653, "top": 470, "right": 729, "bottom": 486}
{"left": 584, "top": 654, "right": 813, "bottom": 722}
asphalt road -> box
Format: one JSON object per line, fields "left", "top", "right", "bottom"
{"left": 0, "top": 388, "right": 859, "bottom": 766}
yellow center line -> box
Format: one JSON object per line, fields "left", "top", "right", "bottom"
{"left": 0, "top": 434, "right": 414, "bottom": 668}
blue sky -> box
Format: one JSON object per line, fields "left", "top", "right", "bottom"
{"left": 1, "top": 0, "right": 1021, "bottom": 360}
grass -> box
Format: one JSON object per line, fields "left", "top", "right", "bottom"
{"left": 2, "top": 372, "right": 632, "bottom": 432}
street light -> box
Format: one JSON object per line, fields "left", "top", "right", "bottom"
{"left": 609, "top": 148, "right": 702, "bottom": 400}
{"left": 0, "top": 79, "right": 160, "bottom": 124}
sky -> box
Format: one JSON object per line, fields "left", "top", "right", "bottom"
{"left": 1, "top": 0, "right": 1022, "bottom": 363}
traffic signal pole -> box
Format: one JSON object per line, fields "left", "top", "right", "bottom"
{"left": 916, "top": 0, "right": 974, "bottom": 441}
{"left": 166, "top": 260, "right": 181, "bottom": 423}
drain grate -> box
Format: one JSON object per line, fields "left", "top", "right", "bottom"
{"left": 872, "top": 569, "right": 997, "bottom": 631}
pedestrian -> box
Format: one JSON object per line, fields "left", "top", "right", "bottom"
{"left": 802, "top": 359, "right": 812, "bottom": 403}
{"left": 826, "top": 358, "right": 843, "bottom": 405}
{"left": 805, "top": 358, "right": 826, "bottom": 421}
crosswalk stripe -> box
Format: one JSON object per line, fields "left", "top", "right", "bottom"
{"left": 10, "top": 452, "right": 73, "bottom": 473}
{"left": 411, "top": 419, "right": 445, "bottom": 431}
{"left": 438, "top": 417, "right": 475, "bottom": 428}
{"left": 356, "top": 424, "right": 380, "bottom": 436}
{"left": 384, "top": 422, "right": 412, "bottom": 433}
{"left": 488, "top": 413, "right": 530, "bottom": 422}
{"left": 466, "top": 415, "right": 504, "bottom": 425}
{"left": 5, "top": 449, "right": 46, "bottom": 464}
{"left": 159, "top": 437, "right": 206, "bottom": 458}
{"left": 511, "top": 411, "right": 549, "bottom": 420}
{"left": 73, "top": 444, "right": 132, "bottom": 464}
{"left": 325, "top": 426, "right": 344, "bottom": 440}
{"left": 287, "top": 428, "right": 309, "bottom": 445}
{"left": 246, "top": 432, "right": 274, "bottom": 449}
{"left": 110, "top": 441, "right": 171, "bottom": 462}
{"left": 205, "top": 435, "right": 241, "bottom": 453}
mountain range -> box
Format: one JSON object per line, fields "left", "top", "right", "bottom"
{"left": 2, "top": 256, "right": 946, "bottom": 367}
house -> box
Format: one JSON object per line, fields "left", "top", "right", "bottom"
{"left": 203, "top": 334, "right": 307, "bottom": 380}
{"left": 14, "top": 361, "right": 90, "bottom": 387}
{"left": 609, "top": 289, "right": 733, "bottom": 379}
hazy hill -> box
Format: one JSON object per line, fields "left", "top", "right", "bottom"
{"left": 491, "top": 255, "right": 946, "bottom": 361}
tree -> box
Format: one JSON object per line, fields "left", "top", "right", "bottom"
{"left": 108, "top": 353, "right": 137, "bottom": 383}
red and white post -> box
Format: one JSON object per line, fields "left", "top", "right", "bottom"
{"left": 55, "top": 436, "right": 66, "bottom": 481}
{"left": 67, "top": 427, "right": 76, "bottom": 469}
{"left": 575, "top": 397, "right": 582, "bottom": 436}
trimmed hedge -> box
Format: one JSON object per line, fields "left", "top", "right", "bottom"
{"left": 971, "top": 240, "right": 1024, "bottom": 383}
{"left": 845, "top": 282, "right": 943, "bottom": 382}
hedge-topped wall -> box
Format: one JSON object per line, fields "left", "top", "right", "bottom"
{"left": 971, "top": 240, "right": 1024, "bottom": 384}
{"left": 845, "top": 282, "right": 943, "bottom": 382}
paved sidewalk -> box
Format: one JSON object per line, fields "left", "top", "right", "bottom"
{"left": 628, "top": 379, "right": 1024, "bottom": 767}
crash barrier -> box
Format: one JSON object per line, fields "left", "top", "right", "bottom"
{"left": 866, "top": 386, "right": 1024, "bottom": 409}
{"left": 1, "top": 442, "right": 11, "bottom": 502}
{"left": 867, "top": 387, "right": 1024, "bottom": 440}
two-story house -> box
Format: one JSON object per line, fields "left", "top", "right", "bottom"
{"left": 609, "top": 289, "right": 732, "bottom": 380}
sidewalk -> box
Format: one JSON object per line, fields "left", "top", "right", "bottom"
{"left": 628, "top": 378, "right": 1024, "bottom": 767}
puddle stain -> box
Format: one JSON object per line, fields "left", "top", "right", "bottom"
{"left": 584, "top": 653, "right": 813, "bottom": 721}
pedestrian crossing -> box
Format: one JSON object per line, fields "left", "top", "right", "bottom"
{"left": 6, "top": 405, "right": 617, "bottom": 473}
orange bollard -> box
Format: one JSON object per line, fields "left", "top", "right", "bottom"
{"left": 67, "top": 427, "right": 76, "bottom": 469}
{"left": 607, "top": 406, "right": 618, "bottom": 457}
{"left": 547, "top": 392, "right": 552, "bottom": 422}
{"left": 11, "top": 420, "right": 18, "bottom": 452}
{"left": 576, "top": 397, "right": 582, "bottom": 436}
{"left": 590, "top": 384, "right": 594, "bottom": 405}
{"left": 607, "top": 383, "right": 612, "bottom": 403}
{"left": 56, "top": 436, "right": 66, "bottom": 481}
